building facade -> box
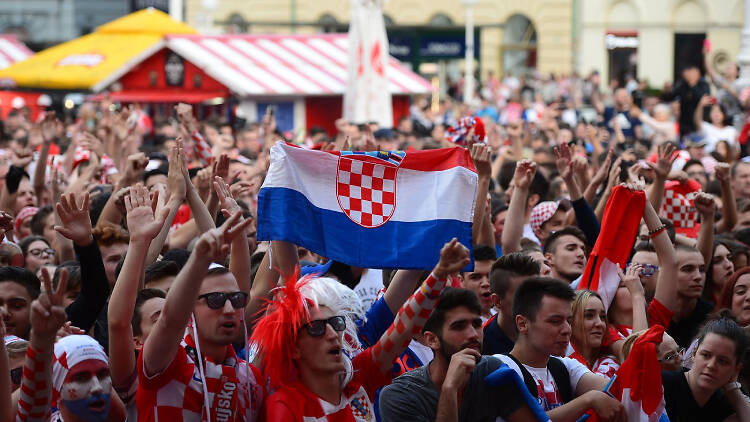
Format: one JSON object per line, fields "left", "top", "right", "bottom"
{"left": 579, "top": 0, "right": 744, "bottom": 89}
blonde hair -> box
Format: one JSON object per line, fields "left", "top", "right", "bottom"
{"left": 621, "top": 329, "right": 648, "bottom": 359}
{"left": 571, "top": 289, "right": 608, "bottom": 352}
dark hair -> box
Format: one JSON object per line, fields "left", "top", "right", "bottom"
{"left": 18, "top": 235, "right": 51, "bottom": 256}
{"left": 473, "top": 245, "right": 497, "bottom": 262}
{"left": 695, "top": 310, "right": 749, "bottom": 364}
{"left": 490, "top": 253, "right": 541, "bottom": 297}
{"left": 731, "top": 161, "right": 750, "bottom": 179}
{"left": 683, "top": 159, "right": 705, "bottom": 172}
{"left": 705, "top": 239, "right": 736, "bottom": 303}
{"left": 161, "top": 249, "right": 191, "bottom": 269}
{"left": 29, "top": 205, "right": 53, "bottom": 236}
{"left": 89, "top": 190, "right": 112, "bottom": 227}
{"left": 423, "top": 288, "right": 481, "bottom": 336}
{"left": 498, "top": 161, "right": 517, "bottom": 190}
{"left": 529, "top": 171, "right": 550, "bottom": 202}
{"left": 144, "top": 260, "right": 180, "bottom": 286}
{"left": 0, "top": 266, "right": 41, "bottom": 299}
{"left": 543, "top": 226, "right": 587, "bottom": 254}
{"left": 53, "top": 261, "right": 82, "bottom": 294}
{"left": 143, "top": 167, "right": 168, "bottom": 184}
{"left": 702, "top": 102, "right": 732, "bottom": 127}
{"left": 718, "top": 266, "right": 750, "bottom": 310}
{"left": 512, "top": 277, "right": 575, "bottom": 322}
{"left": 132, "top": 288, "right": 166, "bottom": 337}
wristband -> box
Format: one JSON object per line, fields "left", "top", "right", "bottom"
{"left": 648, "top": 225, "right": 666, "bottom": 238}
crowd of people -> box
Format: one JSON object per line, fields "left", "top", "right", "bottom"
{"left": 0, "top": 50, "right": 750, "bottom": 422}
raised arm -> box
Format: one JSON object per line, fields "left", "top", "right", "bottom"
{"left": 146, "top": 145, "right": 186, "bottom": 264}
{"left": 649, "top": 197, "right": 679, "bottom": 313}
{"left": 594, "top": 157, "right": 622, "bottom": 222}
{"left": 108, "top": 185, "right": 169, "bottom": 395}
{"left": 471, "top": 144, "right": 493, "bottom": 246}
{"left": 501, "top": 160, "right": 537, "bottom": 254}
{"left": 370, "top": 239, "right": 470, "bottom": 374}
{"left": 694, "top": 192, "right": 716, "bottom": 267}
{"left": 715, "top": 163, "right": 737, "bottom": 233}
{"left": 245, "top": 241, "right": 298, "bottom": 327}
{"left": 14, "top": 268, "right": 69, "bottom": 422}
{"left": 142, "top": 211, "right": 251, "bottom": 376}
{"left": 646, "top": 144, "right": 677, "bottom": 213}
{"left": 214, "top": 176, "right": 253, "bottom": 294}
{"left": 583, "top": 149, "right": 613, "bottom": 205}
{"left": 54, "top": 192, "right": 109, "bottom": 332}
{"left": 695, "top": 95, "right": 711, "bottom": 133}
{"left": 557, "top": 143, "right": 601, "bottom": 244}
{"left": 96, "top": 153, "right": 149, "bottom": 229}
{"left": 31, "top": 118, "right": 56, "bottom": 204}
{"left": 183, "top": 144, "right": 217, "bottom": 234}
{"left": 383, "top": 270, "right": 423, "bottom": 314}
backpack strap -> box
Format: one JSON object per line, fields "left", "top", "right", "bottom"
{"left": 506, "top": 353, "right": 540, "bottom": 399}
{"left": 547, "top": 357, "right": 573, "bottom": 404}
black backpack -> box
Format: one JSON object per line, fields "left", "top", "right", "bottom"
{"left": 506, "top": 354, "right": 573, "bottom": 404}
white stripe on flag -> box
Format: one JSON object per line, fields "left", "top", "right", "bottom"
{"left": 261, "top": 143, "right": 477, "bottom": 223}
{"left": 621, "top": 388, "right": 666, "bottom": 422}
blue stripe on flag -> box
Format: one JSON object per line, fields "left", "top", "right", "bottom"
{"left": 257, "top": 187, "right": 473, "bottom": 269}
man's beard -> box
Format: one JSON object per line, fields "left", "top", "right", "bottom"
{"left": 437, "top": 336, "right": 482, "bottom": 360}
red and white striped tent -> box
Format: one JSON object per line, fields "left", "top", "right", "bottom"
{"left": 0, "top": 35, "right": 39, "bottom": 118}
{"left": 0, "top": 35, "right": 33, "bottom": 70}
{"left": 105, "top": 33, "right": 431, "bottom": 134}
{"left": 165, "top": 34, "right": 430, "bottom": 97}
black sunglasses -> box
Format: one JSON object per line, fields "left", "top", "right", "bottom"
{"left": 10, "top": 367, "right": 21, "bottom": 385}
{"left": 303, "top": 315, "right": 346, "bottom": 337}
{"left": 197, "top": 291, "right": 248, "bottom": 309}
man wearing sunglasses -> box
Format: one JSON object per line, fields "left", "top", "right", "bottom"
{"left": 136, "top": 211, "right": 261, "bottom": 422}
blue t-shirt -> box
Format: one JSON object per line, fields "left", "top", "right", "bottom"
{"left": 603, "top": 106, "right": 641, "bottom": 139}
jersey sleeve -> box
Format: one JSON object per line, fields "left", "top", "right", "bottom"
{"left": 648, "top": 298, "right": 673, "bottom": 329}
{"left": 262, "top": 392, "right": 300, "bottom": 421}
{"left": 356, "top": 296, "right": 395, "bottom": 348}
{"left": 137, "top": 345, "right": 190, "bottom": 391}
{"left": 352, "top": 348, "right": 393, "bottom": 400}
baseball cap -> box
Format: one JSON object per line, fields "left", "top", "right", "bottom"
{"left": 683, "top": 133, "right": 707, "bottom": 148}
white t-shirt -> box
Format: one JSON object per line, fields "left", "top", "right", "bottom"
{"left": 492, "top": 354, "right": 593, "bottom": 415}
{"left": 353, "top": 268, "right": 384, "bottom": 310}
{"left": 702, "top": 123, "right": 737, "bottom": 153}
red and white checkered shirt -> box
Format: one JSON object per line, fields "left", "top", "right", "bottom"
{"left": 262, "top": 348, "right": 391, "bottom": 422}
{"left": 136, "top": 334, "right": 263, "bottom": 422}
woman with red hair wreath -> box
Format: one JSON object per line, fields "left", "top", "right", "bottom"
{"left": 251, "top": 239, "right": 471, "bottom": 421}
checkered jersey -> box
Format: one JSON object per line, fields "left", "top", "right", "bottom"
{"left": 661, "top": 188, "right": 697, "bottom": 230}
{"left": 262, "top": 348, "right": 391, "bottom": 421}
{"left": 136, "top": 335, "right": 263, "bottom": 422}
{"left": 336, "top": 157, "right": 397, "bottom": 228}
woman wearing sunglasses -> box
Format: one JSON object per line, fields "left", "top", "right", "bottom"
{"left": 252, "top": 239, "right": 477, "bottom": 421}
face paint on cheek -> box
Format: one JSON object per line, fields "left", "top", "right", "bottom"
{"left": 61, "top": 376, "right": 112, "bottom": 422}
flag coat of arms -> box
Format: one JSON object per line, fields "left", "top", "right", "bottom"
{"left": 257, "top": 142, "right": 477, "bottom": 269}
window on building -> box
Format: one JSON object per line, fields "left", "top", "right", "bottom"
{"left": 502, "top": 14, "right": 537, "bottom": 76}
{"left": 429, "top": 13, "right": 454, "bottom": 27}
{"left": 318, "top": 14, "right": 340, "bottom": 33}
{"left": 225, "top": 13, "right": 249, "bottom": 33}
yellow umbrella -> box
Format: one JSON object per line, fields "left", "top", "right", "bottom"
{"left": 0, "top": 8, "right": 196, "bottom": 91}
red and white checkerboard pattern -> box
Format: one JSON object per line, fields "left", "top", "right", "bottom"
{"left": 661, "top": 189, "right": 697, "bottom": 230}
{"left": 337, "top": 157, "right": 397, "bottom": 228}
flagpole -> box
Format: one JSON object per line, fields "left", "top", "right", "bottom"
{"left": 462, "top": 0, "right": 478, "bottom": 105}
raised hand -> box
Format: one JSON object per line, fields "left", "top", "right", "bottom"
{"left": 606, "top": 157, "right": 623, "bottom": 190}
{"left": 230, "top": 180, "right": 254, "bottom": 199}
{"left": 11, "top": 145, "right": 33, "bottom": 169}
{"left": 647, "top": 143, "right": 677, "bottom": 179}
{"left": 693, "top": 192, "right": 716, "bottom": 218}
{"left": 554, "top": 142, "right": 574, "bottom": 180}
{"left": 512, "top": 160, "right": 537, "bottom": 191}
{"left": 125, "top": 184, "right": 169, "bottom": 242}
{"left": 193, "top": 211, "right": 254, "bottom": 263}
{"left": 433, "top": 238, "right": 471, "bottom": 279}
{"left": 56, "top": 321, "right": 85, "bottom": 341}
{"left": 470, "top": 143, "right": 492, "bottom": 178}
{"left": 167, "top": 141, "right": 187, "bottom": 204}
{"left": 591, "top": 149, "right": 615, "bottom": 186}
{"left": 618, "top": 264, "right": 644, "bottom": 297}
{"left": 213, "top": 176, "right": 241, "bottom": 215}
{"left": 213, "top": 154, "right": 230, "bottom": 181}
{"left": 31, "top": 267, "right": 68, "bottom": 337}
{"left": 54, "top": 191, "right": 93, "bottom": 246}
{"left": 714, "top": 162, "right": 730, "bottom": 183}
{"left": 123, "top": 152, "right": 149, "bottom": 184}
{"left": 40, "top": 114, "right": 61, "bottom": 144}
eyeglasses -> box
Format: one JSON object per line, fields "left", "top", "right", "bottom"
{"left": 10, "top": 367, "right": 21, "bottom": 385}
{"left": 639, "top": 264, "right": 659, "bottom": 277}
{"left": 197, "top": 291, "right": 248, "bottom": 310}
{"left": 28, "top": 248, "right": 55, "bottom": 257}
{"left": 659, "top": 348, "right": 685, "bottom": 363}
{"left": 302, "top": 315, "right": 346, "bottom": 337}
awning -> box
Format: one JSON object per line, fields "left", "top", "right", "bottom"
{"left": 0, "top": 35, "right": 33, "bottom": 70}
{"left": 166, "top": 34, "right": 432, "bottom": 97}
{"left": 90, "top": 89, "right": 226, "bottom": 103}
{"left": 0, "top": 9, "right": 195, "bottom": 91}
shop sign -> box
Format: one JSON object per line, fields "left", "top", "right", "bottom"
{"left": 606, "top": 33, "right": 639, "bottom": 50}
{"left": 56, "top": 53, "right": 105, "bottom": 67}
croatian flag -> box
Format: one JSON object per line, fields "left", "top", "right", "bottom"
{"left": 257, "top": 142, "right": 477, "bottom": 269}
{"left": 607, "top": 325, "right": 670, "bottom": 422}
{"left": 579, "top": 185, "right": 645, "bottom": 309}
